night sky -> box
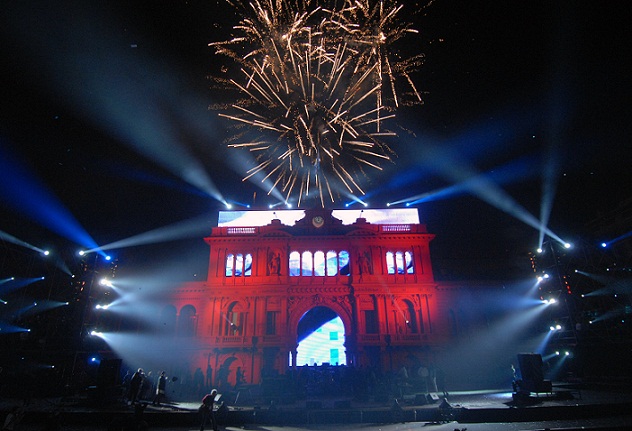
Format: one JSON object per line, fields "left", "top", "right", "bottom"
{"left": 1, "top": 0, "right": 631, "bottom": 280}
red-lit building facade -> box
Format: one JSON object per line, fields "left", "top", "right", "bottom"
{"left": 162, "top": 208, "right": 460, "bottom": 388}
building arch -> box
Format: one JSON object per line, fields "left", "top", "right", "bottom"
{"left": 294, "top": 305, "right": 348, "bottom": 366}
{"left": 178, "top": 304, "right": 197, "bottom": 336}
{"left": 288, "top": 298, "right": 352, "bottom": 339}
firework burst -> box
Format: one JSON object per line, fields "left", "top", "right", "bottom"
{"left": 210, "top": 0, "right": 426, "bottom": 207}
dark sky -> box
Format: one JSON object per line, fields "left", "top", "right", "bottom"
{"left": 1, "top": 0, "right": 631, "bottom": 279}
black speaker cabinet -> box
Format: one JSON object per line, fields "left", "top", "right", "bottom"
{"left": 517, "top": 353, "right": 544, "bottom": 382}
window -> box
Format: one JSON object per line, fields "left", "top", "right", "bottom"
{"left": 396, "top": 251, "right": 405, "bottom": 274}
{"left": 314, "top": 251, "right": 325, "bottom": 276}
{"left": 405, "top": 251, "right": 414, "bottom": 274}
{"left": 385, "top": 250, "right": 415, "bottom": 274}
{"left": 326, "top": 251, "right": 337, "bottom": 276}
{"left": 339, "top": 250, "right": 350, "bottom": 275}
{"left": 178, "top": 305, "right": 197, "bottom": 337}
{"left": 225, "top": 254, "right": 234, "bottom": 277}
{"left": 225, "top": 302, "right": 242, "bottom": 335}
{"left": 226, "top": 252, "right": 253, "bottom": 277}
{"left": 266, "top": 311, "right": 277, "bottom": 335}
{"left": 235, "top": 254, "right": 244, "bottom": 276}
{"left": 364, "top": 310, "right": 378, "bottom": 334}
{"left": 386, "top": 252, "right": 395, "bottom": 274}
{"left": 244, "top": 253, "right": 252, "bottom": 276}
{"left": 289, "top": 251, "right": 301, "bottom": 276}
{"left": 301, "top": 251, "right": 313, "bottom": 276}
{"left": 289, "top": 250, "right": 349, "bottom": 277}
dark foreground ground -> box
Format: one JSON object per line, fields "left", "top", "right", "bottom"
{"left": 2, "top": 382, "right": 632, "bottom": 431}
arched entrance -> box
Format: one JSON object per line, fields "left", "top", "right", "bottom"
{"left": 294, "top": 306, "right": 347, "bottom": 366}
{"left": 217, "top": 356, "right": 245, "bottom": 391}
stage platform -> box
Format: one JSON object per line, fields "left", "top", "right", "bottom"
{"left": 2, "top": 382, "right": 632, "bottom": 430}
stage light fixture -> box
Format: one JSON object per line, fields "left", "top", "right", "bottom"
{"left": 43, "top": 250, "right": 50, "bottom": 256}
{"left": 105, "top": 255, "right": 112, "bottom": 261}
{"left": 564, "top": 243, "right": 571, "bottom": 249}
{"left": 78, "top": 250, "right": 85, "bottom": 256}
{"left": 565, "top": 351, "right": 570, "bottom": 356}
{"left": 555, "top": 351, "right": 560, "bottom": 355}
{"left": 601, "top": 242, "right": 607, "bottom": 248}
{"left": 536, "top": 248, "right": 543, "bottom": 254}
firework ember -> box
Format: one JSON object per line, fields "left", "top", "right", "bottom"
{"left": 210, "top": 0, "right": 426, "bottom": 206}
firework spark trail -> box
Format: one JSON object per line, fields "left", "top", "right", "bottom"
{"left": 210, "top": 0, "right": 425, "bottom": 206}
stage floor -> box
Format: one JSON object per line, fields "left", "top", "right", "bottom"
{"left": 2, "top": 383, "right": 632, "bottom": 430}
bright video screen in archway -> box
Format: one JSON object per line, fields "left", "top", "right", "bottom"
{"left": 292, "top": 316, "right": 346, "bottom": 366}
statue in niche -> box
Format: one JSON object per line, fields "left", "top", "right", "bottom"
{"left": 357, "top": 250, "right": 372, "bottom": 278}
{"left": 267, "top": 251, "right": 281, "bottom": 275}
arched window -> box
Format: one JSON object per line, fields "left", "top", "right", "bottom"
{"left": 386, "top": 252, "right": 395, "bottom": 274}
{"left": 403, "top": 300, "right": 418, "bottom": 334}
{"left": 326, "top": 251, "right": 338, "bottom": 276}
{"left": 395, "top": 251, "right": 405, "bottom": 274}
{"left": 405, "top": 251, "right": 414, "bottom": 274}
{"left": 244, "top": 253, "right": 252, "bottom": 276}
{"left": 302, "top": 251, "right": 313, "bottom": 276}
{"left": 313, "top": 251, "right": 325, "bottom": 276}
{"left": 225, "top": 302, "right": 242, "bottom": 335}
{"left": 179, "top": 305, "right": 197, "bottom": 337}
{"left": 235, "top": 253, "right": 244, "bottom": 276}
{"left": 289, "top": 251, "right": 301, "bottom": 276}
{"left": 225, "top": 253, "right": 234, "bottom": 277}
{"left": 339, "top": 250, "right": 350, "bottom": 276}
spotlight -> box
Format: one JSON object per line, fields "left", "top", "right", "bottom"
{"left": 105, "top": 255, "right": 112, "bottom": 261}
{"left": 565, "top": 351, "right": 570, "bottom": 356}
{"left": 537, "top": 248, "right": 543, "bottom": 254}
{"left": 556, "top": 324, "right": 562, "bottom": 330}
{"left": 601, "top": 242, "right": 607, "bottom": 248}
{"left": 99, "top": 278, "right": 113, "bottom": 287}
{"left": 543, "top": 273, "right": 550, "bottom": 279}
{"left": 78, "top": 250, "right": 85, "bottom": 256}
{"left": 548, "top": 298, "right": 556, "bottom": 304}
{"left": 564, "top": 243, "right": 571, "bottom": 249}
{"left": 550, "top": 326, "right": 555, "bottom": 331}
{"left": 555, "top": 351, "right": 560, "bottom": 355}
{"left": 225, "top": 203, "right": 233, "bottom": 209}
{"left": 43, "top": 250, "right": 50, "bottom": 256}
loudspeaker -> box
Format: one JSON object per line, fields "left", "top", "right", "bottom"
{"left": 517, "top": 353, "right": 544, "bottom": 382}
{"left": 426, "top": 393, "right": 440, "bottom": 403}
{"left": 97, "top": 359, "right": 121, "bottom": 388}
